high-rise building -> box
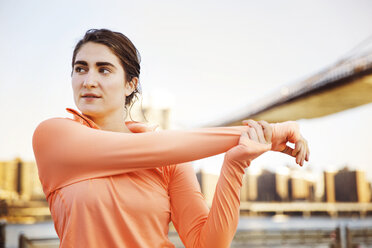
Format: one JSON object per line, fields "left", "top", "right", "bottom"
{"left": 256, "top": 170, "right": 279, "bottom": 202}
{"left": 22, "top": 161, "right": 44, "bottom": 200}
{"left": 324, "top": 171, "right": 336, "bottom": 203}
{"left": 0, "top": 160, "right": 18, "bottom": 194}
{"left": 334, "top": 168, "right": 371, "bottom": 202}
{"left": 241, "top": 171, "right": 258, "bottom": 202}
{"left": 0, "top": 158, "right": 45, "bottom": 201}
{"left": 242, "top": 167, "right": 317, "bottom": 202}
{"left": 195, "top": 170, "right": 219, "bottom": 205}
{"left": 126, "top": 95, "right": 172, "bottom": 130}
{"left": 276, "top": 173, "right": 290, "bottom": 201}
{"left": 355, "top": 170, "right": 371, "bottom": 203}
{"left": 288, "top": 176, "right": 315, "bottom": 201}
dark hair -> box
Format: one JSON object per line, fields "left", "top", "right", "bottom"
{"left": 71, "top": 29, "right": 141, "bottom": 107}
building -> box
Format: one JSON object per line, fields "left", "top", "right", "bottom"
{"left": 0, "top": 158, "right": 44, "bottom": 201}
{"left": 276, "top": 172, "right": 290, "bottom": 202}
{"left": 288, "top": 176, "right": 315, "bottom": 202}
{"left": 334, "top": 168, "right": 371, "bottom": 203}
{"left": 195, "top": 170, "right": 219, "bottom": 205}
{"left": 324, "top": 171, "right": 336, "bottom": 203}
{"left": 324, "top": 168, "right": 371, "bottom": 203}
{"left": 241, "top": 171, "right": 259, "bottom": 202}
{"left": 256, "top": 170, "right": 279, "bottom": 202}
{"left": 241, "top": 167, "right": 317, "bottom": 202}
{"left": 0, "top": 159, "right": 19, "bottom": 199}
{"left": 126, "top": 94, "right": 172, "bottom": 130}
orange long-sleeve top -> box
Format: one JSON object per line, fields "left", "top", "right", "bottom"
{"left": 32, "top": 108, "right": 254, "bottom": 248}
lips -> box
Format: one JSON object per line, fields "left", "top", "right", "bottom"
{"left": 81, "top": 93, "right": 101, "bottom": 98}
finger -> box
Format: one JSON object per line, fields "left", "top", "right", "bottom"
{"left": 305, "top": 143, "right": 310, "bottom": 161}
{"left": 299, "top": 140, "right": 307, "bottom": 163}
{"left": 292, "top": 142, "right": 302, "bottom": 157}
{"left": 301, "top": 148, "right": 306, "bottom": 166}
{"left": 300, "top": 146, "right": 306, "bottom": 166}
{"left": 306, "top": 149, "right": 310, "bottom": 161}
{"left": 258, "top": 120, "right": 272, "bottom": 144}
{"left": 302, "top": 150, "right": 306, "bottom": 166}
{"left": 296, "top": 152, "right": 300, "bottom": 165}
{"left": 302, "top": 142, "right": 307, "bottom": 163}
{"left": 248, "top": 128, "right": 259, "bottom": 143}
{"left": 239, "top": 131, "right": 249, "bottom": 145}
{"left": 295, "top": 144, "right": 304, "bottom": 165}
{"left": 246, "top": 120, "right": 266, "bottom": 144}
{"left": 300, "top": 146, "right": 307, "bottom": 166}
{"left": 281, "top": 145, "right": 294, "bottom": 157}
{"left": 297, "top": 148, "right": 304, "bottom": 166}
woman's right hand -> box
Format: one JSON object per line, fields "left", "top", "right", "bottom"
{"left": 225, "top": 122, "right": 272, "bottom": 168}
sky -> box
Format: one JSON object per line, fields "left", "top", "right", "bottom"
{"left": 0, "top": 0, "right": 371, "bottom": 180}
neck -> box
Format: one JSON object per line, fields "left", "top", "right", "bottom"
{"left": 86, "top": 108, "right": 133, "bottom": 133}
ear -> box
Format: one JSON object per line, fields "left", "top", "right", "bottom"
{"left": 125, "top": 77, "right": 138, "bottom": 96}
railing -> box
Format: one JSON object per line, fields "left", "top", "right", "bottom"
{"left": 18, "top": 234, "right": 59, "bottom": 248}
{"left": 232, "top": 228, "right": 341, "bottom": 248}
{"left": 15, "top": 226, "right": 372, "bottom": 248}
{"left": 239, "top": 202, "right": 372, "bottom": 218}
{"left": 346, "top": 227, "right": 372, "bottom": 248}
{"left": 0, "top": 221, "right": 5, "bottom": 248}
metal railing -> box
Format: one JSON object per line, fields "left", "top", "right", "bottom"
{"left": 0, "top": 221, "right": 5, "bottom": 248}
{"left": 13, "top": 225, "right": 372, "bottom": 248}
{"left": 346, "top": 227, "right": 372, "bottom": 248}
{"left": 18, "top": 234, "right": 59, "bottom": 248}
{"left": 232, "top": 228, "right": 341, "bottom": 248}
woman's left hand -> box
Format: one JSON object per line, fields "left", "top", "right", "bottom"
{"left": 242, "top": 119, "right": 310, "bottom": 167}
{"left": 225, "top": 122, "right": 272, "bottom": 168}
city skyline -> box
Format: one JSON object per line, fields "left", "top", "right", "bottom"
{"left": 1, "top": 0, "right": 372, "bottom": 180}
{"left": 1, "top": 157, "right": 370, "bottom": 205}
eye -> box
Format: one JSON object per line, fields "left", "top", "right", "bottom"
{"left": 99, "top": 68, "right": 110, "bottom": 74}
{"left": 74, "top": 66, "right": 86, "bottom": 73}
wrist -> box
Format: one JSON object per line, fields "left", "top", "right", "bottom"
{"left": 270, "top": 123, "right": 280, "bottom": 151}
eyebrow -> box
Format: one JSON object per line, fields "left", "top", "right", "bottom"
{"left": 74, "top": 60, "right": 88, "bottom": 66}
{"left": 96, "top": 62, "right": 117, "bottom": 69}
{"left": 74, "top": 60, "right": 117, "bottom": 69}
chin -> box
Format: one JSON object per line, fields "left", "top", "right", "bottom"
{"left": 78, "top": 104, "right": 103, "bottom": 116}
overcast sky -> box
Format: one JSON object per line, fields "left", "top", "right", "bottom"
{"left": 1, "top": 0, "right": 371, "bottom": 179}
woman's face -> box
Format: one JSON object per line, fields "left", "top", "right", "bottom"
{"left": 71, "top": 42, "right": 134, "bottom": 117}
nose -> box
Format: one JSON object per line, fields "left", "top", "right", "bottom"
{"left": 82, "top": 71, "right": 98, "bottom": 88}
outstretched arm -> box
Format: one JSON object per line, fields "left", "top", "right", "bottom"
{"left": 32, "top": 117, "right": 250, "bottom": 196}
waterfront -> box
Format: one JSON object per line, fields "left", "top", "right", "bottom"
{"left": 3, "top": 216, "right": 372, "bottom": 248}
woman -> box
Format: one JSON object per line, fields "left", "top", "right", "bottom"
{"left": 32, "top": 29, "right": 309, "bottom": 248}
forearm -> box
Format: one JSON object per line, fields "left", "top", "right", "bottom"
{"left": 197, "top": 157, "right": 246, "bottom": 248}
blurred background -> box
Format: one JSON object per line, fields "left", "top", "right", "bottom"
{"left": 1, "top": 0, "right": 372, "bottom": 247}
